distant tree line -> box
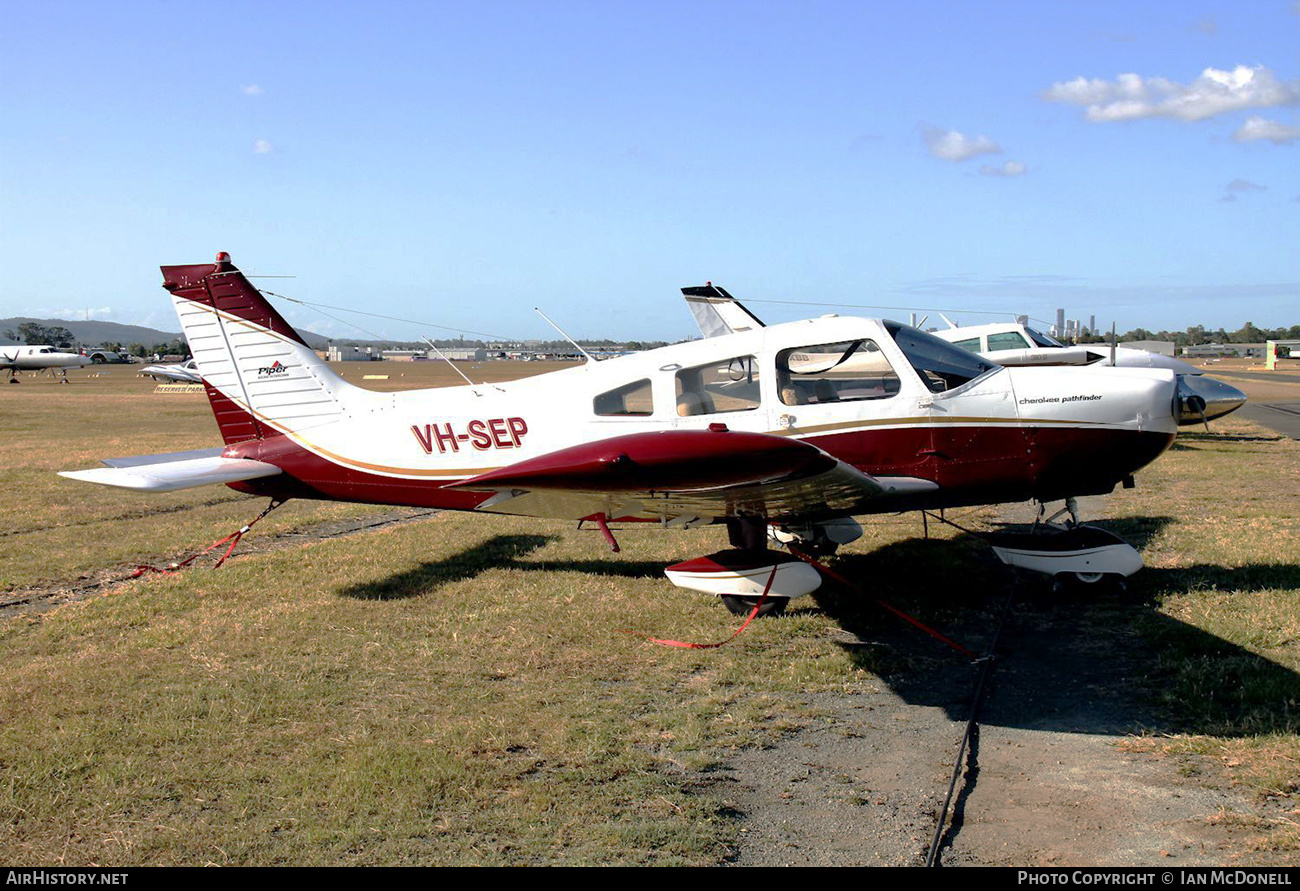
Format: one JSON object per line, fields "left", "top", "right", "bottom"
{"left": 120, "top": 340, "right": 190, "bottom": 359}
{"left": 3, "top": 322, "right": 77, "bottom": 348}
{"left": 2, "top": 323, "right": 189, "bottom": 359}
{"left": 1079, "top": 322, "right": 1300, "bottom": 347}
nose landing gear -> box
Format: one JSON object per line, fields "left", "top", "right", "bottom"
{"left": 986, "top": 498, "right": 1142, "bottom": 589}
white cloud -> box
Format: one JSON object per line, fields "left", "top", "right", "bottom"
{"left": 921, "top": 125, "right": 1001, "bottom": 162}
{"left": 253, "top": 139, "right": 273, "bottom": 154}
{"left": 1234, "top": 115, "right": 1300, "bottom": 144}
{"left": 242, "top": 84, "right": 264, "bottom": 96}
{"left": 1045, "top": 65, "right": 1300, "bottom": 123}
{"left": 980, "top": 160, "right": 1027, "bottom": 177}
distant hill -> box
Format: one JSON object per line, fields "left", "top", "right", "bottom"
{"left": 0, "top": 316, "right": 335, "bottom": 351}
{"left": 0, "top": 317, "right": 181, "bottom": 347}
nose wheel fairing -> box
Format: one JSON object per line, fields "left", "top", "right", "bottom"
{"left": 985, "top": 524, "right": 1143, "bottom": 581}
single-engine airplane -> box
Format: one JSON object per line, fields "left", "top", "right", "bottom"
{"left": 61, "top": 254, "right": 1183, "bottom": 613}
{"left": 3, "top": 344, "right": 93, "bottom": 383}
{"left": 138, "top": 357, "right": 202, "bottom": 383}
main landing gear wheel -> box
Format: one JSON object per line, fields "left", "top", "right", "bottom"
{"left": 720, "top": 595, "right": 790, "bottom": 617}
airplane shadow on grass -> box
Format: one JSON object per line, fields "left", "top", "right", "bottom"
{"left": 813, "top": 515, "right": 1300, "bottom": 738}
{"left": 337, "top": 521, "right": 1300, "bottom": 740}
{"left": 1169, "top": 432, "right": 1285, "bottom": 449}
{"left": 336, "top": 533, "right": 666, "bottom": 601}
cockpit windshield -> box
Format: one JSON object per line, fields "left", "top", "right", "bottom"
{"left": 1025, "top": 327, "right": 1064, "bottom": 348}
{"left": 884, "top": 322, "right": 998, "bottom": 393}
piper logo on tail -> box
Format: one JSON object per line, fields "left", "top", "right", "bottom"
{"left": 257, "top": 361, "right": 289, "bottom": 378}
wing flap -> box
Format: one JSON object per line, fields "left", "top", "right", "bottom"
{"left": 60, "top": 455, "right": 281, "bottom": 493}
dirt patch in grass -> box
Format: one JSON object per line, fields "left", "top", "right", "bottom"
{"left": 0, "top": 508, "right": 441, "bottom": 620}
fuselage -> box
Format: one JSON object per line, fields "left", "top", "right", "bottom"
{"left": 219, "top": 314, "right": 1179, "bottom": 516}
{"left": 1, "top": 345, "right": 92, "bottom": 371}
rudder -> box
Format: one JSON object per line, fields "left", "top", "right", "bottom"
{"left": 162, "top": 252, "right": 352, "bottom": 444}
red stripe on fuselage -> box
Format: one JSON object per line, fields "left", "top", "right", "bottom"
{"left": 217, "top": 406, "right": 1173, "bottom": 516}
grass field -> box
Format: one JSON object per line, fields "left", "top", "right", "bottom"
{"left": 2, "top": 360, "right": 1298, "bottom": 864}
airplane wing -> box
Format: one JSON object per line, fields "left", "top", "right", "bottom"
{"left": 444, "top": 428, "right": 935, "bottom": 522}
{"left": 59, "top": 447, "right": 281, "bottom": 493}
{"left": 682, "top": 284, "right": 766, "bottom": 338}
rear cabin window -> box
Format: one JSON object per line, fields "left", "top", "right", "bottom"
{"left": 950, "top": 337, "right": 982, "bottom": 353}
{"left": 987, "top": 331, "right": 1031, "bottom": 351}
{"left": 675, "top": 356, "right": 760, "bottom": 416}
{"left": 594, "top": 379, "right": 654, "bottom": 416}
{"left": 777, "top": 340, "right": 900, "bottom": 406}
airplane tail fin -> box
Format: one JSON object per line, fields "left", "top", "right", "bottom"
{"left": 682, "top": 283, "right": 766, "bottom": 338}
{"left": 162, "top": 253, "right": 353, "bottom": 445}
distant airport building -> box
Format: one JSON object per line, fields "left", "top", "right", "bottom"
{"left": 1123, "top": 341, "right": 1176, "bottom": 357}
{"left": 435, "top": 347, "right": 487, "bottom": 361}
{"left": 1182, "top": 343, "right": 1267, "bottom": 359}
{"left": 327, "top": 345, "right": 376, "bottom": 361}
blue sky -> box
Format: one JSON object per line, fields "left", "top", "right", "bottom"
{"left": 2, "top": 0, "right": 1297, "bottom": 342}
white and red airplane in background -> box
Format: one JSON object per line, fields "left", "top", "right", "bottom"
{"left": 61, "top": 254, "right": 1184, "bottom": 613}
{"left": 926, "top": 320, "right": 1247, "bottom": 427}
{"left": 2, "top": 344, "right": 93, "bottom": 383}
{"left": 685, "top": 286, "right": 1247, "bottom": 428}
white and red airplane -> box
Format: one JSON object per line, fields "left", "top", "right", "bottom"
{"left": 61, "top": 254, "right": 1183, "bottom": 613}
{"left": 2, "top": 344, "right": 93, "bottom": 383}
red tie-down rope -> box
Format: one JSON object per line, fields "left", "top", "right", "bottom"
{"left": 627, "top": 564, "right": 779, "bottom": 650}
{"left": 127, "top": 499, "right": 285, "bottom": 579}
{"left": 786, "top": 545, "right": 976, "bottom": 659}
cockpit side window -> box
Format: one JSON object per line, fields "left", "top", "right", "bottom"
{"left": 675, "top": 355, "right": 760, "bottom": 416}
{"left": 594, "top": 378, "right": 654, "bottom": 416}
{"left": 776, "top": 340, "right": 900, "bottom": 406}
{"left": 885, "top": 322, "right": 998, "bottom": 393}
{"left": 987, "top": 331, "right": 1032, "bottom": 351}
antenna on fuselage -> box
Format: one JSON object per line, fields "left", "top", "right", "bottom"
{"left": 423, "top": 337, "right": 502, "bottom": 396}
{"left": 534, "top": 308, "right": 596, "bottom": 363}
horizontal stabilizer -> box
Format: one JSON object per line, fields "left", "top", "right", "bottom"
{"left": 100, "top": 447, "right": 226, "bottom": 468}
{"left": 60, "top": 455, "right": 281, "bottom": 493}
